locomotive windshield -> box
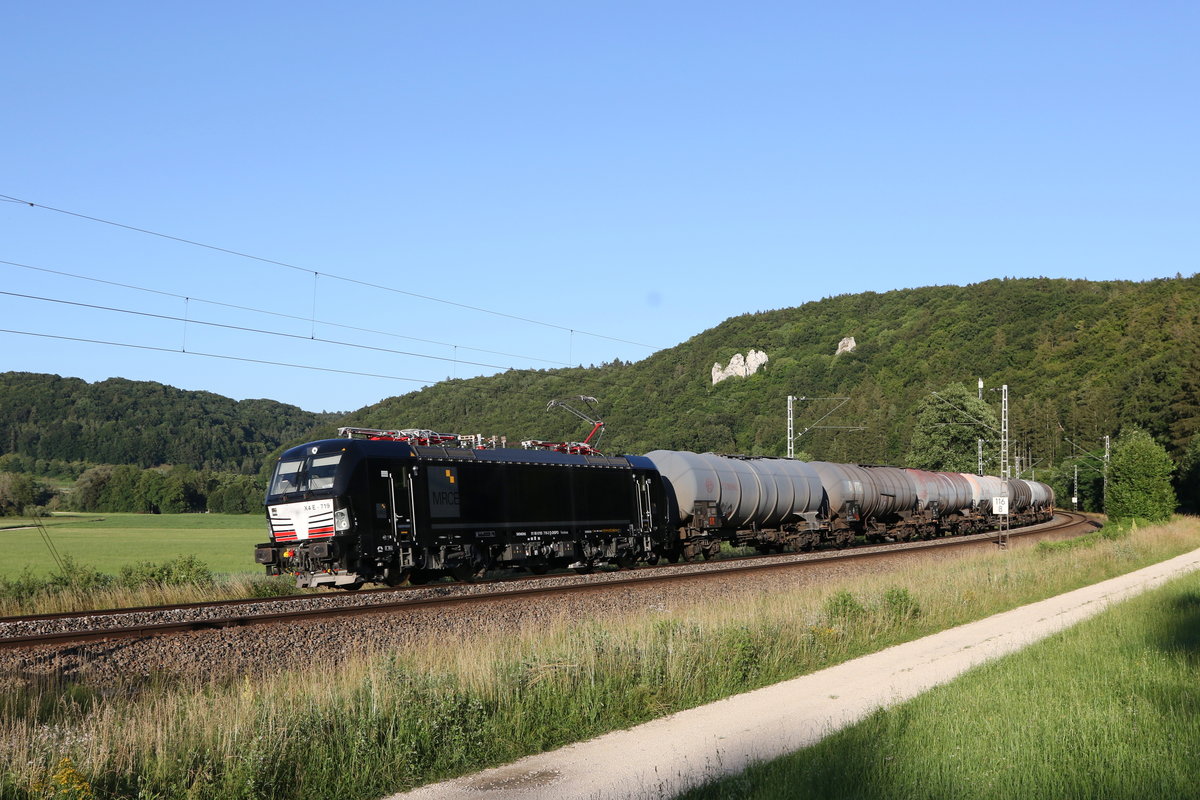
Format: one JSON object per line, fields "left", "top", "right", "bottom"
{"left": 268, "top": 454, "right": 343, "bottom": 497}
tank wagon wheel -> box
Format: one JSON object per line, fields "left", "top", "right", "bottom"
{"left": 408, "top": 570, "right": 433, "bottom": 585}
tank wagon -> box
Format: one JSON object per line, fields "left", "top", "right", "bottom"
{"left": 648, "top": 452, "right": 1054, "bottom": 554}
{"left": 256, "top": 437, "right": 1055, "bottom": 589}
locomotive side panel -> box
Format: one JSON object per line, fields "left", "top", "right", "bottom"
{"left": 416, "top": 459, "right": 637, "bottom": 540}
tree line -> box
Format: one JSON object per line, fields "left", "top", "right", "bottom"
{"left": 0, "top": 372, "right": 335, "bottom": 473}
{"left": 0, "top": 464, "right": 263, "bottom": 517}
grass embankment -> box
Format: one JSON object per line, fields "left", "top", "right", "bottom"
{"left": 683, "top": 547, "right": 1200, "bottom": 799}
{"left": 0, "top": 513, "right": 288, "bottom": 616}
{"left": 1, "top": 517, "right": 1197, "bottom": 799}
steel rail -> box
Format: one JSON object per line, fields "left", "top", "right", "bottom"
{"left": 0, "top": 513, "right": 1095, "bottom": 652}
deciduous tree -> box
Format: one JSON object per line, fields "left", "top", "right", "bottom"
{"left": 1106, "top": 427, "right": 1176, "bottom": 521}
{"left": 905, "top": 383, "right": 999, "bottom": 473}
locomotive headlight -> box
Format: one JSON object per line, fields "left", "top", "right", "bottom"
{"left": 334, "top": 508, "right": 351, "bottom": 531}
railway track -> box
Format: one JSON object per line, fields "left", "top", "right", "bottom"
{"left": 0, "top": 513, "right": 1097, "bottom": 652}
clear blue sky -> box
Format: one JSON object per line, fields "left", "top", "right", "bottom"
{"left": 4, "top": 2, "right": 1197, "bottom": 413}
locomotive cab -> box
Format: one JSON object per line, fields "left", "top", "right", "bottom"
{"left": 255, "top": 440, "right": 410, "bottom": 589}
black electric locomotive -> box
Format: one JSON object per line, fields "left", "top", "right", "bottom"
{"left": 255, "top": 436, "right": 671, "bottom": 588}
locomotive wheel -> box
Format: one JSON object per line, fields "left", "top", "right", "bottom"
{"left": 338, "top": 582, "right": 363, "bottom": 592}
{"left": 385, "top": 569, "right": 411, "bottom": 587}
{"left": 450, "top": 564, "right": 476, "bottom": 582}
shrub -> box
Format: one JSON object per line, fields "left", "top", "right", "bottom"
{"left": 824, "top": 590, "right": 866, "bottom": 622}
{"left": 45, "top": 556, "right": 114, "bottom": 594}
{"left": 244, "top": 575, "right": 299, "bottom": 598}
{"left": 0, "top": 569, "right": 55, "bottom": 603}
{"left": 117, "top": 555, "right": 214, "bottom": 589}
{"left": 883, "top": 587, "right": 921, "bottom": 621}
{"left": 1106, "top": 427, "right": 1176, "bottom": 521}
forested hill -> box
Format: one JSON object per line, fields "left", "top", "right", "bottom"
{"left": 343, "top": 276, "right": 1200, "bottom": 471}
{"left": 0, "top": 373, "right": 336, "bottom": 474}
{"left": 2, "top": 276, "right": 1198, "bottom": 483}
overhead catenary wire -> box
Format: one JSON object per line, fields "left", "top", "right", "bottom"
{"left": 0, "top": 288, "right": 639, "bottom": 397}
{"left": 0, "top": 328, "right": 439, "bottom": 384}
{"left": 0, "top": 290, "right": 627, "bottom": 402}
{"left": 0, "top": 195, "right": 664, "bottom": 419}
{"left": 0, "top": 324, "right": 627, "bottom": 423}
{"left": 928, "top": 391, "right": 1000, "bottom": 433}
{"left": 0, "top": 258, "right": 574, "bottom": 367}
{"left": 32, "top": 515, "right": 66, "bottom": 575}
{"left": 0, "top": 193, "right": 663, "bottom": 350}
{"left": 1, "top": 289, "right": 524, "bottom": 372}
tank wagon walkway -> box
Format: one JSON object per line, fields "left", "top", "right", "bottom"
{"left": 387, "top": 547, "right": 1200, "bottom": 800}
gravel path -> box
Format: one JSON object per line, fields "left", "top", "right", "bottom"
{"left": 386, "top": 545, "right": 1200, "bottom": 800}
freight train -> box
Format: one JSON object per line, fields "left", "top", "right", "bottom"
{"left": 254, "top": 430, "right": 1055, "bottom": 589}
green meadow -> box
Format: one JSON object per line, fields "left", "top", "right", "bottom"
{"left": 0, "top": 513, "right": 264, "bottom": 579}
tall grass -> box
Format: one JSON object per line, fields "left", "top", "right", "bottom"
{"left": 0, "top": 517, "right": 1197, "bottom": 799}
{"left": 682, "top": 544, "right": 1200, "bottom": 799}
{"left": 0, "top": 555, "right": 299, "bottom": 617}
